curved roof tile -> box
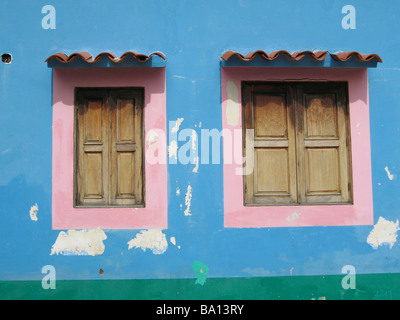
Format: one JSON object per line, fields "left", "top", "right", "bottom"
{"left": 45, "top": 51, "right": 166, "bottom": 63}
{"left": 221, "top": 50, "right": 382, "bottom": 63}
{"left": 330, "top": 51, "right": 382, "bottom": 62}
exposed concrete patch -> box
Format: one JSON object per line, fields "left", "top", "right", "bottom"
{"left": 127, "top": 229, "right": 168, "bottom": 254}
{"left": 367, "top": 217, "right": 399, "bottom": 249}
{"left": 50, "top": 228, "right": 107, "bottom": 256}
{"left": 147, "top": 129, "right": 159, "bottom": 146}
{"left": 171, "top": 118, "right": 184, "bottom": 133}
{"left": 184, "top": 184, "right": 192, "bottom": 216}
{"left": 170, "top": 236, "right": 181, "bottom": 249}
{"left": 192, "top": 156, "right": 199, "bottom": 173}
{"left": 168, "top": 140, "right": 178, "bottom": 159}
{"left": 385, "top": 166, "right": 395, "bottom": 180}
{"left": 286, "top": 211, "right": 300, "bottom": 222}
{"left": 29, "top": 203, "right": 38, "bottom": 221}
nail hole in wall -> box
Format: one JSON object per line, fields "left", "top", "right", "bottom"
{"left": 1, "top": 53, "right": 12, "bottom": 64}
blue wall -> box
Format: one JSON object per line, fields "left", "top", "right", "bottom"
{"left": 0, "top": 0, "right": 400, "bottom": 281}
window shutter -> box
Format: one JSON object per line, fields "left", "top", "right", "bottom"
{"left": 109, "top": 89, "right": 144, "bottom": 206}
{"left": 243, "top": 83, "right": 297, "bottom": 205}
{"left": 296, "top": 83, "right": 352, "bottom": 204}
{"left": 75, "top": 88, "right": 144, "bottom": 207}
{"left": 76, "top": 89, "right": 109, "bottom": 206}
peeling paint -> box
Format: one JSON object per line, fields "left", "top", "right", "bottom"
{"left": 50, "top": 228, "right": 107, "bottom": 256}
{"left": 192, "top": 156, "right": 199, "bottom": 173}
{"left": 367, "top": 217, "right": 399, "bottom": 249}
{"left": 168, "top": 140, "right": 178, "bottom": 159}
{"left": 286, "top": 211, "right": 300, "bottom": 222}
{"left": 147, "top": 129, "right": 159, "bottom": 146}
{"left": 184, "top": 184, "right": 192, "bottom": 216}
{"left": 356, "top": 123, "right": 361, "bottom": 135}
{"left": 29, "top": 203, "right": 38, "bottom": 221}
{"left": 385, "top": 166, "right": 394, "bottom": 180}
{"left": 171, "top": 118, "right": 184, "bottom": 133}
{"left": 176, "top": 187, "right": 181, "bottom": 196}
{"left": 226, "top": 80, "right": 239, "bottom": 126}
{"left": 191, "top": 130, "right": 197, "bottom": 153}
{"left": 170, "top": 236, "right": 181, "bottom": 249}
{"left": 127, "top": 229, "right": 168, "bottom": 254}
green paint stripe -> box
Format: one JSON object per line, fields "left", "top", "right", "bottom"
{"left": 1, "top": 273, "right": 399, "bottom": 300}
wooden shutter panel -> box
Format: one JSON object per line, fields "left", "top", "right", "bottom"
{"left": 75, "top": 88, "right": 144, "bottom": 207}
{"left": 296, "top": 83, "right": 352, "bottom": 204}
{"left": 243, "top": 83, "right": 297, "bottom": 205}
{"left": 109, "top": 89, "right": 144, "bottom": 206}
{"left": 76, "top": 89, "right": 109, "bottom": 206}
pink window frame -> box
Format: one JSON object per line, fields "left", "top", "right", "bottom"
{"left": 221, "top": 67, "right": 374, "bottom": 228}
{"left": 52, "top": 67, "right": 167, "bottom": 230}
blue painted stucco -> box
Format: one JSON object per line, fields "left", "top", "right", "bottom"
{"left": 0, "top": 0, "right": 400, "bottom": 281}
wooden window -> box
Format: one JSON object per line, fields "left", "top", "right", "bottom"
{"left": 74, "top": 88, "right": 144, "bottom": 207}
{"left": 242, "top": 82, "right": 352, "bottom": 206}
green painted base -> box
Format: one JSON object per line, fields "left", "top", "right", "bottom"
{"left": 1, "top": 273, "right": 399, "bottom": 300}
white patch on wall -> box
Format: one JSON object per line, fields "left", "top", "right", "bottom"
{"left": 184, "top": 184, "right": 192, "bottom": 216}
{"left": 170, "top": 236, "right": 181, "bottom": 249}
{"left": 192, "top": 156, "right": 199, "bottom": 173}
{"left": 127, "top": 229, "right": 168, "bottom": 254}
{"left": 147, "top": 129, "right": 159, "bottom": 146}
{"left": 226, "top": 80, "right": 240, "bottom": 126}
{"left": 168, "top": 140, "right": 178, "bottom": 159}
{"left": 191, "top": 130, "right": 197, "bottom": 152}
{"left": 29, "top": 203, "right": 38, "bottom": 221}
{"left": 50, "top": 228, "right": 107, "bottom": 256}
{"left": 176, "top": 187, "right": 181, "bottom": 196}
{"left": 286, "top": 211, "right": 300, "bottom": 223}
{"left": 171, "top": 118, "right": 184, "bottom": 133}
{"left": 367, "top": 217, "right": 400, "bottom": 249}
{"left": 385, "top": 166, "right": 395, "bottom": 180}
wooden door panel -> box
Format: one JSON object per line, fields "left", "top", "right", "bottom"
{"left": 117, "top": 152, "right": 135, "bottom": 197}
{"left": 84, "top": 100, "right": 103, "bottom": 143}
{"left": 305, "top": 94, "right": 338, "bottom": 138}
{"left": 117, "top": 98, "right": 135, "bottom": 142}
{"left": 254, "top": 94, "right": 287, "bottom": 138}
{"left": 306, "top": 148, "right": 340, "bottom": 194}
{"left": 255, "top": 148, "right": 289, "bottom": 194}
{"left": 84, "top": 152, "right": 104, "bottom": 198}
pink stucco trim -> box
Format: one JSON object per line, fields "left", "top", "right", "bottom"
{"left": 222, "top": 67, "right": 374, "bottom": 228}
{"left": 52, "top": 67, "right": 167, "bottom": 230}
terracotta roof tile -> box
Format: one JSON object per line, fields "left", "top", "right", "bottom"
{"left": 45, "top": 51, "right": 166, "bottom": 64}
{"left": 221, "top": 50, "right": 382, "bottom": 63}
{"left": 330, "top": 51, "right": 382, "bottom": 62}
